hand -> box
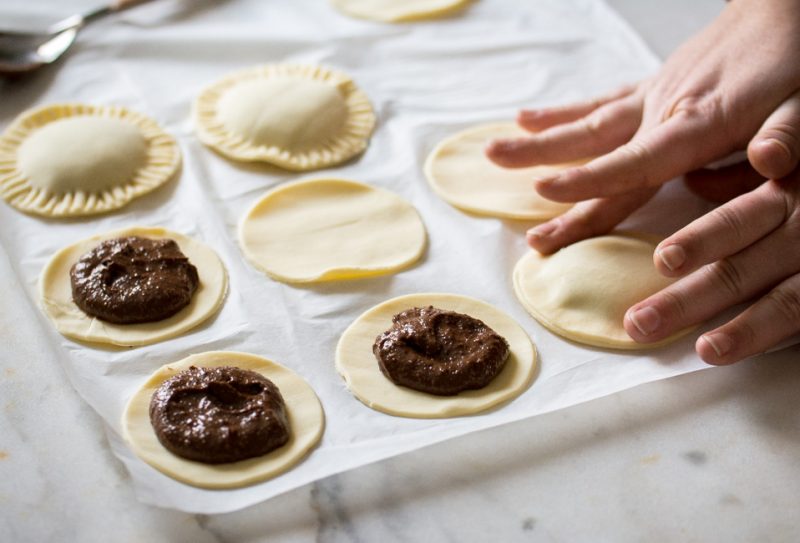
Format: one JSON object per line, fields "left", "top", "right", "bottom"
{"left": 624, "top": 174, "right": 800, "bottom": 365}
{"left": 485, "top": 0, "right": 800, "bottom": 254}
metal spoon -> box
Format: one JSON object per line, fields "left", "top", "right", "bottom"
{"left": 0, "top": 0, "right": 153, "bottom": 75}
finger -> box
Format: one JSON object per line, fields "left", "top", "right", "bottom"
{"left": 486, "top": 94, "right": 642, "bottom": 168}
{"left": 653, "top": 180, "right": 786, "bottom": 277}
{"left": 697, "top": 273, "right": 800, "bottom": 365}
{"left": 684, "top": 161, "right": 766, "bottom": 203}
{"left": 517, "top": 84, "right": 638, "bottom": 132}
{"left": 526, "top": 187, "right": 657, "bottom": 254}
{"left": 535, "top": 113, "right": 723, "bottom": 203}
{"left": 747, "top": 90, "right": 800, "bottom": 180}
{"left": 624, "top": 217, "right": 800, "bottom": 344}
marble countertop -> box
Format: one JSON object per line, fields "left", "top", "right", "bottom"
{"left": 2, "top": 1, "right": 799, "bottom": 541}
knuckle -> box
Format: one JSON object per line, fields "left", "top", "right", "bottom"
{"left": 764, "top": 285, "right": 800, "bottom": 323}
{"left": 706, "top": 258, "right": 746, "bottom": 298}
{"left": 658, "top": 289, "right": 690, "bottom": 322}
{"left": 579, "top": 114, "right": 604, "bottom": 142}
{"left": 708, "top": 205, "right": 748, "bottom": 244}
{"left": 621, "top": 140, "right": 655, "bottom": 186}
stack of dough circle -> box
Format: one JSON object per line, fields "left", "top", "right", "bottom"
{"left": 335, "top": 293, "right": 537, "bottom": 418}
{"left": 329, "top": 0, "right": 472, "bottom": 22}
{"left": 513, "top": 232, "right": 692, "bottom": 349}
{"left": 0, "top": 104, "right": 180, "bottom": 217}
{"left": 39, "top": 226, "right": 227, "bottom": 347}
{"left": 239, "top": 178, "right": 427, "bottom": 283}
{"left": 193, "top": 64, "right": 376, "bottom": 171}
{"left": 123, "top": 351, "right": 325, "bottom": 489}
{"left": 425, "top": 122, "right": 579, "bottom": 220}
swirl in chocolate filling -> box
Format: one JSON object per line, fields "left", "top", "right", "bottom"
{"left": 149, "top": 366, "right": 291, "bottom": 464}
{"left": 70, "top": 236, "right": 199, "bottom": 324}
{"left": 373, "top": 306, "right": 510, "bottom": 396}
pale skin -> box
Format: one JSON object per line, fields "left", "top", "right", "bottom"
{"left": 486, "top": 0, "right": 800, "bottom": 365}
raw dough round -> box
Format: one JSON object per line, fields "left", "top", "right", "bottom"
{"left": 513, "top": 232, "right": 693, "bottom": 349}
{"left": 336, "top": 293, "right": 537, "bottom": 418}
{"left": 0, "top": 104, "right": 180, "bottom": 217}
{"left": 40, "top": 226, "right": 227, "bottom": 347}
{"left": 330, "top": 0, "right": 472, "bottom": 22}
{"left": 194, "top": 64, "right": 375, "bottom": 171}
{"left": 122, "top": 351, "right": 325, "bottom": 489}
{"left": 239, "top": 178, "right": 427, "bottom": 283}
{"left": 425, "top": 122, "right": 580, "bottom": 220}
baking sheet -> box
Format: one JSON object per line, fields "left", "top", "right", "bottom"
{"left": 0, "top": 0, "right": 721, "bottom": 513}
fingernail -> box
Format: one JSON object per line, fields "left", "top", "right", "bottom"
{"left": 657, "top": 244, "right": 686, "bottom": 271}
{"left": 628, "top": 306, "right": 661, "bottom": 336}
{"left": 702, "top": 333, "right": 733, "bottom": 357}
{"left": 534, "top": 174, "right": 561, "bottom": 188}
{"left": 527, "top": 222, "right": 557, "bottom": 240}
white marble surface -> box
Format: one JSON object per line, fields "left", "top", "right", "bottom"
{"left": 2, "top": 1, "right": 800, "bottom": 541}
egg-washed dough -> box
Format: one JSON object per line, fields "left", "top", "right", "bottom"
{"left": 123, "top": 351, "right": 325, "bottom": 489}
{"left": 425, "top": 122, "right": 583, "bottom": 220}
{"left": 239, "top": 178, "right": 426, "bottom": 283}
{"left": 0, "top": 104, "right": 180, "bottom": 217}
{"left": 40, "top": 226, "right": 227, "bottom": 347}
{"left": 330, "top": 0, "right": 472, "bottom": 22}
{"left": 193, "top": 64, "right": 375, "bottom": 171}
{"left": 513, "top": 232, "right": 694, "bottom": 350}
{"left": 336, "top": 293, "right": 537, "bottom": 418}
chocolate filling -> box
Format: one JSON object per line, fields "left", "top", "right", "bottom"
{"left": 70, "top": 236, "right": 199, "bottom": 324}
{"left": 373, "top": 306, "right": 510, "bottom": 396}
{"left": 149, "top": 366, "right": 290, "bottom": 464}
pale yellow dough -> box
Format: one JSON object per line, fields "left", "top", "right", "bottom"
{"left": 39, "top": 226, "right": 227, "bottom": 347}
{"left": 513, "top": 233, "right": 692, "bottom": 349}
{"left": 122, "top": 351, "right": 325, "bottom": 489}
{"left": 335, "top": 293, "right": 537, "bottom": 418}
{"left": 239, "top": 178, "right": 426, "bottom": 283}
{"left": 330, "top": 0, "right": 472, "bottom": 22}
{"left": 0, "top": 104, "right": 180, "bottom": 217}
{"left": 194, "top": 64, "right": 375, "bottom": 170}
{"left": 425, "top": 122, "right": 580, "bottom": 220}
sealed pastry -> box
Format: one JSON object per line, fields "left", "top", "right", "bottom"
{"left": 330, "top": 0, "right": 472, "bottom": 23}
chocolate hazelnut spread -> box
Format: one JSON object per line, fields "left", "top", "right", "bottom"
{"left": 149, "top": 366, "right": 290, "bottom": 464}
{"left": 70, "top": 236, "right": 199, "bottom": 324}
{"left": 373, "top": 306, "right": 510, "bottom": 396}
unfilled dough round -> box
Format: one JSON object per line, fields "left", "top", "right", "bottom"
{"left": 239, "top": 178, "right": 427, "bottom": 283}
{"left": 122, "top": 351, "right": 325, "bottom": 489}
{"left": 330, "top": 0, "right": 472, "bottom": 22}
{"left": 513, "top": 232, "right": 692, "bottom": 349}
{"left": 40, "top": 226, "right": 227, "bottom": 347}
{"left": 0, "top": 104, "right": 180, "bottom": 217}
{"left": 194, "top": 64, "right": 375, "bottom": 171}
{"left": 425, "top": 123, "right": 579, "bottom": 220}
{"left": 336, "top": 293, "right": 537, "bottom": 418}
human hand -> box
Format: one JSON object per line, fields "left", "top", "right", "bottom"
{"left": 485, "top": 0, "right": 800, "bottom": 253}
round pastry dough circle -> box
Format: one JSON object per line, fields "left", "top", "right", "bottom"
{"left": 239, "top": 178, "right": 427, "bottom": 283}
{"left": 0, "top": 104, "right": 180, "bottom": 217}
{"left": 194, "top": 64, "right": 376, "bottom": 170}
{"left": 122, "top": 351, "right": 325, "bottom": 489}
{"left": 330, "top": 0, "right": 472, "bottom": 22}
{"left": 425, "top": 122, "right": 579, "bottom": 220}
{"left": 39, "top": 226, "right": 227, "bottom": 347}
{"left": 336, "top": 293, "right": 537, "bottom": 418}
{"left": 513, "top": 232, "right": 692, "bottom": 349}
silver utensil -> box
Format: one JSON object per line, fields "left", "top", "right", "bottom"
{"left": 0, "top": 0, "right": 153, "bottom": 75}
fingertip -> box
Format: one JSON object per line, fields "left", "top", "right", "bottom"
{"left": 517, "top": 109, "right": 542, "bottom": 131}
{"left": 526, "top": 222, "right": 559, "bottom": 253}
{"left": 696, "top": 333, "right": 737, "bottom": 365}
{"left": 748, "top": 138, "right": 795, "bottom": 180}
{"left": 653, "top": 243, "right": 687, "bottom": 277}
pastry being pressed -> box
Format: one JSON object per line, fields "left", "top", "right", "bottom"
{"left": 239, "top": 178, "right": 426, "bottom": 283}
{"left": 425, "top": 122, "right": 580, "bottom": 220}
{"left": 40, "top": 226, "right": 227, "bottom": 347}
{"left": 0, "top": 104, "right": 180, "bottom": 217}
{"left": 123, "top": 351, "right": 325, "bottom": 489}
{"left": 330, "top": 0, "right": 472, "bottom": 23}
{"left": 194, "top": 64, "right": 375, "bottom": 170}
{"left": 513, "top": 232, "right": 694, "bottom": 349}
{"left": 336, "top": 293, "right": 537, "bottom": 418}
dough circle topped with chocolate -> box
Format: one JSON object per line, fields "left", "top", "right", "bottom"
{"left": 150, "top": 366, "right": 290, "bottom": 464}
{"left": 71, "top": 236, "right": 199, "bottom": 324}
{"left": 374, "top": 306, "right": 509, "bottom": 395}
{"left": 336, "top": 293, "right": 537, "bottom": 418}
{"left": 40, "top": 226, "right": 227, "bottom": 347}
{"left": 123, "top": 351, "right": 325, "bottom": 489}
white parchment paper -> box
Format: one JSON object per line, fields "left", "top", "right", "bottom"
{"left": 0, "top": 0, "right": 721, "bottom": 513}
